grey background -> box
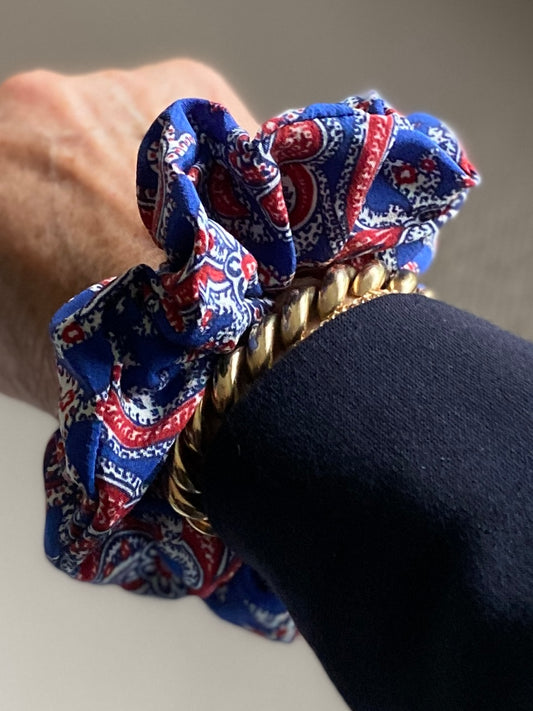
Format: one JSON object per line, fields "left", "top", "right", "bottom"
{"left": 0, "top": 2, "right": 531, "bottom": 710}
{"left": 2, "top": 0, "right": 532, "bottom": 337}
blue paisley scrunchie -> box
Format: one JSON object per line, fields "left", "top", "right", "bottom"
{"left": 43, "top": 94, "right": 479, "bottom": 639}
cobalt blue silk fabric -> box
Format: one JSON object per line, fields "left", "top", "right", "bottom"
{"left": 43, "top": 95, "right": 478, "bottom": 637}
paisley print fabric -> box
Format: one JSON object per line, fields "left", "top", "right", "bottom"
{"left": 43, "top": 94, "right": 479, "bottom": 638}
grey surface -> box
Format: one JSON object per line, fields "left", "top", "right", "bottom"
{"left": 0, "top": 2, "right": 532, "bottom": 710}
{"left": 0, "top": 404, "right": 345, "bottom": 711}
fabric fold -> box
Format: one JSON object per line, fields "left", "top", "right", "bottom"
{"left": 44, "top": 93, "right": 479, "bottom": 638}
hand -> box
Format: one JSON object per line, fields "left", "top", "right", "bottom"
{"left": 0, "top": 59, "right": 257, "bottom": 414}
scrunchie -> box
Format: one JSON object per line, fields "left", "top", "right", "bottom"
{"left": 43, "top": 94, "right": 479, "bottom": 639}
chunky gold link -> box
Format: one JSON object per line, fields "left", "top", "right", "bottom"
{"left": 388, "top": 269, "right": 419, "bottom": 294}
{"left": 317, "top": 265, "right": 354, "bottom": 320}
{"left": 212, "top": 347, "right": 244, "bottom": 414}
{"left": 172, "top": 437, "right": 202, "bottom": 494}
{"left": 167, "top": 475, "right": 209, "bottom": 522}
{"left": 180, "top": 396, "right": 205, "bottom": 454}
{"left": 246, "top": 312, "right": 278, "bottom": 378}
{"left": 280, "top": 285, "right": 315, "bottom": 348}
{"left": 166, "top": 261, "right": 432, "bottom": 534}
{"left": 352, "top": 260, "right": 387, "bottom": 296}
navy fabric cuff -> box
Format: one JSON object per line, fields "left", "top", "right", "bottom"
{"left": 204, "top": 294, "right": 533, "bottom": 711}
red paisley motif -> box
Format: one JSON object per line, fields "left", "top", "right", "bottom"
{"left": 161, "top": 263, "right": 227, "bottom": 308}
{"left": 282, "top": 162, "right": 317, "bottom": 229}
{"left": 193, "top": 227, "right": 215, "bottom": 256}
{"left": 228, "top": 134, "right": 278, "bottom": 186}
{"left": 181, "top": 522, "right": 242, "bottom": 597}
{"left": 393, "top": 163, "right": 418, "bottom": 185}
{"left": 207, "top": 162, "right": 249, "bottom": 218}
{"left": 59, "top": 388, "right": 76, "bottom": 413}
{"left": 93, "top": 482, "right": 131, "bottom": 531}
{"left": 336, "top": 226, "right": 403, "bottom": 261}
{"left": 241, "top": 253, "right": 257, "bottom": 280}
{"left": 61, "top": 322, "right": 85, "bottom": 345}
{"left": 260, "top": 183, "right": 290, "bottom": 229}
{"left": 271, "top": 120, "right": 324, "bottom": 164}
{"left": 346, "top": 113, "right": 395, "bottom": 229}
{"left": 98, "top": 389, "right": 200, "bottom": 449}
{"left": 459, "top": 153, "right": 479, "bottom": 187}
{"left": 187, "top": 165, "right": 201, "bottom": 186}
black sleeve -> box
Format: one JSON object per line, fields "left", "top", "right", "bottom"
{"left": 203, "top": 293, "right": 533, "bottom": 711}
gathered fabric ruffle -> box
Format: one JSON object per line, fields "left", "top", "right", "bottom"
{"left": 43, "top": 94, "right": 479, "bottom": 639}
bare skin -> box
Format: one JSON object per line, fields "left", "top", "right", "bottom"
{"left": 0, "top": 59, "right": 257, "bottom": 414}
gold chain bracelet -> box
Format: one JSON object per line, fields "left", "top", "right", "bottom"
{"left": 165, "top": 259, "right": 432, "bottom": 535}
